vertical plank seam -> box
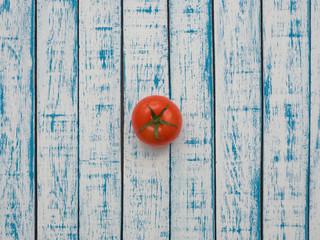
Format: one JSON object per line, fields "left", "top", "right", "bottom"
{"left": 260, "top": 0, "right": 264, "bottom": 239}
{"left": 211, "top": 0, "right": 217, "bottom": 239}
{"left": 167, "top": 0, "right": 172, "bottom": 101}
{"left": 307, "top": 0, "right": 311, "bottom": 239}
{"left": 77, "top": 0, "right": 80, "bottom": 238}
{"left": 120, "top": 0, "right": 124, "bottom": 239}
{"left": 166, "top": 0, "right": 172, "bottom": 239}
{"left": 34, "top": 0, "right": 38, "bottom": 239}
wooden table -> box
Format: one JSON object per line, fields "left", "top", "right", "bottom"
{"left": 1, "top": 0, "right": 319, "bottom": 239}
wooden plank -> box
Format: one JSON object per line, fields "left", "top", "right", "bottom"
{"left": 214, "top": 0, "right": 261, "bottom": 238}
{"left": 310, "top": 0, "right": 320, "bottom": 238}
{"left": 0, "top": 1, "right": 35, "bottom": 239}
{"left": 169, "top": 1, "right": 214, "bottom": 239}
{"left": 78, "top": 0, "right": 121, "bottom": 238}
{"left": 37, "top": 0, "right": 78, "bottom": 238}
{"left": 123, "top": 0, "right": 170, "bottom": 239}
{"left": 263, "top": 1, "right": 309, "bottom": 239}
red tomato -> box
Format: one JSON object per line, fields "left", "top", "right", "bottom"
{"left": 131, "top": 95, "right": 182, "bottom": 146}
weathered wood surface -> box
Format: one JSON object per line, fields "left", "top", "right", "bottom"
{"left": 263, "top": 1, "right": 309, "bottom": 239}
{"left": 123, "top": 0, "right": 170, "bottom": 239}
{"left": 0, "top": 0, "right": 319, "bottom": 239}
{"left": 310, "top": 0, "right": 320, "bottom": 238}
{"left": 0, "top": 1, "right": 35, "bottom": 239}
{"left": 214, "top": 0, "right": 262, "bottom": 239}
{"left": 79, "top": 0, "right": 121, "bottom": 239}
{"left": 169, "top": 1, "right": 214, "bottom": 239}
{"left": 37, "top": 0, "right": 78, "bottom": 238}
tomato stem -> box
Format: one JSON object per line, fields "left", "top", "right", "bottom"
{"left": 138, "top": 103, "right": 178, "bottom": 140}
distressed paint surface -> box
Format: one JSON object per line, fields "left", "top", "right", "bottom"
{"left": 0, "top": 0, "right": 35, "bottom": 239}
{"left": 37, "top": 0, "right": 78, "bottom": 239}
{"left": 79, "top": 0, "right": 121, "bottom": 239}
{"left": 123, "top": 0, "right": 170, "bottom": 239}
{"left": 169, "top": 1, "right": 214, "bottom": 239}
{"left": 214, "top": 0, "right": 261, "bottom": 239}
{"left": 310, "top": 0, "right": 320, "bottom": 238}
{"left": 263, "top": 1, "right": 309, "bottom": 239}
{"left": 1, "top": 1, "right": 319, "bottom": 239}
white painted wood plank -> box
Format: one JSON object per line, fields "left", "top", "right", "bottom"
{"left": 123, "top": 0, "right": 170, "bottom": 239}
{"left": 0, "top": 1, "right": 35, "bottom": 239}
{"left": 214, "top": 0, "right": 262, "bottom": 239}
{"left": 79, "top": 0, "right": 121, "bottom": 238}
{"left": 310, "top": 0, "right": 320, "bottom": 238}
{"left": 37, "top": 0, "right": 78, "bottom": 238}
{"left": 169, "top": 1, "right": 214, "bottom": 239}
{"left": 263, "top": 1, "right": 309, "bottom": 239}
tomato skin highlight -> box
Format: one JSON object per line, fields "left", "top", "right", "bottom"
{"left": 131, "top": 95, "right": 183, "bottom": 146}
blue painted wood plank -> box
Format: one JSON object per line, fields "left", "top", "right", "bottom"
{"left": 79, "top": 0, "right": 121, "bottom": 238}
{"left": 123, "top": 0, "right": 170, "bottom": 239}
{"left": 214, "top": 0, "right": 262, "bottom": 238}
{"left": 310, "top": 0, "right": 320, "bottom": 238}
{"left": 0, "top": 1, "right": 35, "bottom": 239}
{"left": 169, "top": 1, "right": 214, "bottom": 239}
{"left": 37, "top": 0, "right": 78, "bottom": 238}
{"left": 263, "top": 1, "right": 309, "bottom": 239}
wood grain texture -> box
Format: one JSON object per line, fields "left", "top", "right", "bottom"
{"left": 263, "top": 1, "right": 309, "bottom": 239}
{"left": 0, "top": 1, "right": 35, "bottom": 239}
{"left": 79, "top": 0, "right": 121, "bottom": 239}
{"left": 169, "top": 1, "right": 214, "bottom": 239}
{"left": 123, "top": 0, "right": 170, "bottom": 239}
{"left": 37, "top": 0, "right": 78, "bottom": 238}
{"left": 214, "top": 0, "right": 261, "bottom": 239}
{"left": 310, "top": 0, "right": 320, "bottom": 238}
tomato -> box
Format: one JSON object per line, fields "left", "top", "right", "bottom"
{"left": 131, "top": 95, "right": 183, "bottom": 146}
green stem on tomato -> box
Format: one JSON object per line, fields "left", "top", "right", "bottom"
{"left": 138, "top": 103, "right": 178, "bottom": 140}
